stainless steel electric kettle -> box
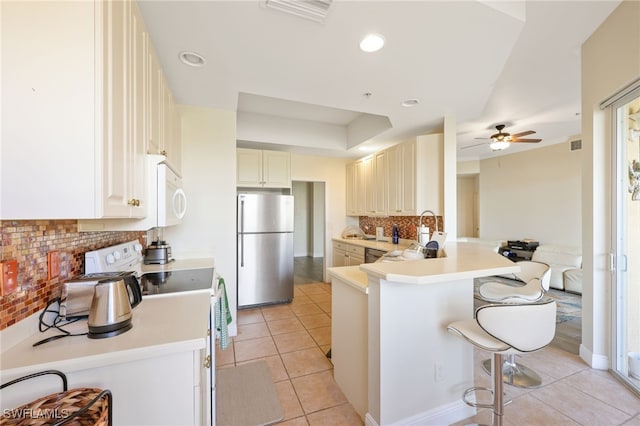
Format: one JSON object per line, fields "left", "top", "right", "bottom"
{"left": 87, "top": 278, "right": 140, "bottom": 339}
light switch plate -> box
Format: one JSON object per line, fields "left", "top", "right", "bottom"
{"left": 1, "top": 260, "right": 19, "bottom": 296}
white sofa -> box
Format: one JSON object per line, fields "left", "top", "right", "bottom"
{"left": 531, "top": 245, "right": 582, "bottom": 294}
{"left": 458, "top": 239, "right": 583, "bottom": 294}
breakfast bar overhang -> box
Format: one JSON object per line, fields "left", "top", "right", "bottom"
{"left": 329, "top": 242, "right": 519, "bottom": 426}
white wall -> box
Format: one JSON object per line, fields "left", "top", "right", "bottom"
{"left": 313, "top": 182, "right": 325, "bottom": 257}
{"left": 290, "top": 153, "right": 352, "bottom": 280}
{"left": 292, "top": 181, "right": 311, "bottom": 257}
{"left": 163, "top": 105, "right": 239, "bottom": 335}
{"left": 478, "top": 141, "right": 582, "bottom": 247}
{"left": 582, "top": 0, "right": 640, "bottom": 368}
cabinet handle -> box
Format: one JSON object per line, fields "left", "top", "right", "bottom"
{"left": 127, "top": 199, "right": 140, "bottom": 206}
{"left": 160, "top": 150, "right": 167, "bottom": 156}
{"left": 204, "top": 355, "right": 211, "bottom": 369}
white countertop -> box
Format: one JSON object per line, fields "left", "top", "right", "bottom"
{"left": 0, "top": 291, "right": 211, "bottom": 380}
{"left": 359, "top": 242, "right": 519, "bottom": 284}
{"left": 332, "top": 237, "right": 412, "bottom": 252}
{"left": 327, "top": 266, "right": 369, "bottom": 294}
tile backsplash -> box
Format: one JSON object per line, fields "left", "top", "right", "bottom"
{"left": 0, "top": 220, "right": 145, "bottom": 330}
{"left": 359, "top": 215, "right": 442, "bottom": 241}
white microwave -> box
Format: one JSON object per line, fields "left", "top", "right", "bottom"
{"left": 157, "top": 162, "right": 187, "bottom": 227}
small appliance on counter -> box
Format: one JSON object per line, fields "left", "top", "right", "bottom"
{"left": 144, "top": 240, "right": 173, "bottom": 265}
{"left": 87, "top": 277, "right": 137, "bottom": 339}
{"left": 60, "top": 271, "right": 142, "bottom": 319}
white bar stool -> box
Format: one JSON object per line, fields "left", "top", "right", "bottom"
{"left": 478, "top": 261, "right": 551, "bottom": 388}
{"left": 448, "top": 298, "right": 556, "bottom": 426}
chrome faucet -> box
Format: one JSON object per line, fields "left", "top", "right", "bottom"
{"left": 418, "top": 210, "right": 438, "bottom": 243}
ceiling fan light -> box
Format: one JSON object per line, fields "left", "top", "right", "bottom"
{"left": 490, "top": 141, "right": 510, "bottom": 151}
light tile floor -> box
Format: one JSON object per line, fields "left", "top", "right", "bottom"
{"left": 216, "top": 281, "right": 640, "bottom": 426}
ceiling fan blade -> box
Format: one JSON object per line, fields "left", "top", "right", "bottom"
{"left": 511, "top": 130, "right": 536, "bottom": 138}
{"left": 474, "top": 137, "right": 491, "bottom": 140}
{"left": 511, "top": 138, "right": 542, "bottom": 143}
{"left": 461, "top": 142, "right": 488, "bottom": 150}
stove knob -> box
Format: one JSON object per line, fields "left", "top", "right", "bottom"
{"left": 106, "top": 254, "right": 115, "bottom": 265}
{"left": 133, "top": 243, "right": 143, "bottom": 253}
{"left": 113, "top": 251, "right": 122, "bottom": 260}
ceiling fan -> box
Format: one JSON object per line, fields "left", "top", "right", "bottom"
{"left": 463, "top": 124, "right": 542, "bottom": 151}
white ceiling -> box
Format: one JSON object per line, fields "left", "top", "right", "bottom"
{"left": 138, "top": 0, "right": 621, "bottom": 160}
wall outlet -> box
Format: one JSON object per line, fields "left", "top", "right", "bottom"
{"left": 48, "top": 251, "right": 60, "bottom": 279}
{"left": 1, "top": 259, "right": 19, "bottom": 296}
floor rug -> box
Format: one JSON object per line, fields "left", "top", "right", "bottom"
{"left": 216, "top": 360, "right": 284, "bottom": 426}
{"left": 473, "top": 277, "right": 582, "bottom": 324}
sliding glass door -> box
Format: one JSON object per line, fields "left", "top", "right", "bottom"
{"left": 611, "top": 88, "right": 640, "bottom": 393}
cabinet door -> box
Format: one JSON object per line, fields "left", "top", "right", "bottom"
{"left": 147, "top": 43, "right": 162, "bottom": 156}
{"left": 354, "top": 158, "right": 368, "bottom": 215}
{"left": 386, "top": 145, "right": 402, "bottom": 215}
{"left": 362, "top": 156, "right": 375, "bottom": 215}
{"left": 345, "top": 162, "right": 358, "bottom": 216}
{"left": 373, "top": 151, "right": 387, "bottom": 215}
{"left": 400, "top": 140, "right": 417, "bottom": 214}
{"left": 129, "top": 2, "right": 148, "bottom": 217}
{"left": 237, "top": 149, "right": 264, "bottom": 186}
{"left": 262, "top": 151, "right": 291, "bottom": 188}
{"left": 101, "top": 0, "right": 132, "bottom": 217}
{"left": 349, "top": 253, "right": 365, "bottom": 266}
{"left": 332, "top": 247, "right": 347, "bottom": 268}
{"left": 1, "top": 0, "right": 97, "bottom": 219}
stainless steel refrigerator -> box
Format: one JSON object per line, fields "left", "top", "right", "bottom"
{"left": 237, "top": 193, "right": 294, "bottom": 308}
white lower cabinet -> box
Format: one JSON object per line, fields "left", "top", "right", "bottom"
{"left": 332, "top": 241, "right": 365, "bottom": 267}
{"left": 65, "top": 349, "right": 207, "bottom": 425}
{"left": 331, "top": 275, "right": 368, "bottom": 419}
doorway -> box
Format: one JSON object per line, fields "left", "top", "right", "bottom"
{"left": 457, "top": 174, "right": 479, "bottom": 238}
{"left": 611, "top": 87, "right": 640, "bottom": 394}
{"left": 292, "top": 181, "right": 326, "bottom": 283}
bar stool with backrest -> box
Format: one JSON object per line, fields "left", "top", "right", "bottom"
{"left": 447, "top": 298, "right": 556, "bottom": 426}
{"left": 478, "top": 260, "right": 551, "bottom": 388}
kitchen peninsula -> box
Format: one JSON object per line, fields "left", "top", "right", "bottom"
{"left": 329, "top": 242, "right": 519, "bottom": 426}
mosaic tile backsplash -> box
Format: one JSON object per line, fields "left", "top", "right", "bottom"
{"left": 359, "top": 215, "right": 442, "bottom": 241}
{"left": 0, "top": 220, "right": 145, "bottom": 330}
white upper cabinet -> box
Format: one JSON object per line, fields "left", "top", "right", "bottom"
{"left": 237, "top": 149, "right": 291, "bottom": 188}
{"left": 345, "top": 134, "right": 442, "bottom": 217}
{"left": 0, "top": 0, "right": 180, "bottom": 220}
{"left": 0, "top": 0, "right": 162, "bottom": 219}
{"left": 147, "top": 37, "right": 182, "bottom": 175}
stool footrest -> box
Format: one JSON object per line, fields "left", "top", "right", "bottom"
{"left": 462, "top": 386, "right": 513, "bottom": 409}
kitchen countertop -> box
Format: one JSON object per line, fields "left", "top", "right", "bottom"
{"left": 328, "top": 242, "right": 518, "bottom": 289}
{"left": 332, "top": 237, "right": 412, "bottom": 252}
{"left": 360, "top": 241, "right": 518, "bottom": 284}
{"left": 327, "top": 266, "right": 369, "bottom": 294}
{"left": 0, "top": 291, "right": 211, "bottom": 380}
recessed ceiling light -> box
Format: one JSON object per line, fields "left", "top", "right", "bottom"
{"left": 178, "top": 51, "right": 206, "bottom": 67}
{"left": 401, "top": 99, "right": 420, "bottom": 107}
{"left": 360, "top": 34, "right": 385, "bottom": 53}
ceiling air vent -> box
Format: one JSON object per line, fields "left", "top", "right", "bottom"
{"left": 264, "top": 0, "right": 332, "bottom": 23}
{"left": 570, "top": 139, "right": 582, "bottom": 151}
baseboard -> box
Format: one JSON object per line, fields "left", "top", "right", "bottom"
{"left": 364, "top": 400, "right": 474, "bottom": 426}
{"left": 580, "top": 343, "right": 609, "bottom": 370}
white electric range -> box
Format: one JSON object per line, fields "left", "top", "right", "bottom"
{"left": 83, "top": 240, "right": 218, "bottom": 425}
{"left": 84, "top": 240, "right": 216, "bottom": 297}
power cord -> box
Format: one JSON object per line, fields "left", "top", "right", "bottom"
{"left": 32, "top": 298, "right": 88, "bottom": 347}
